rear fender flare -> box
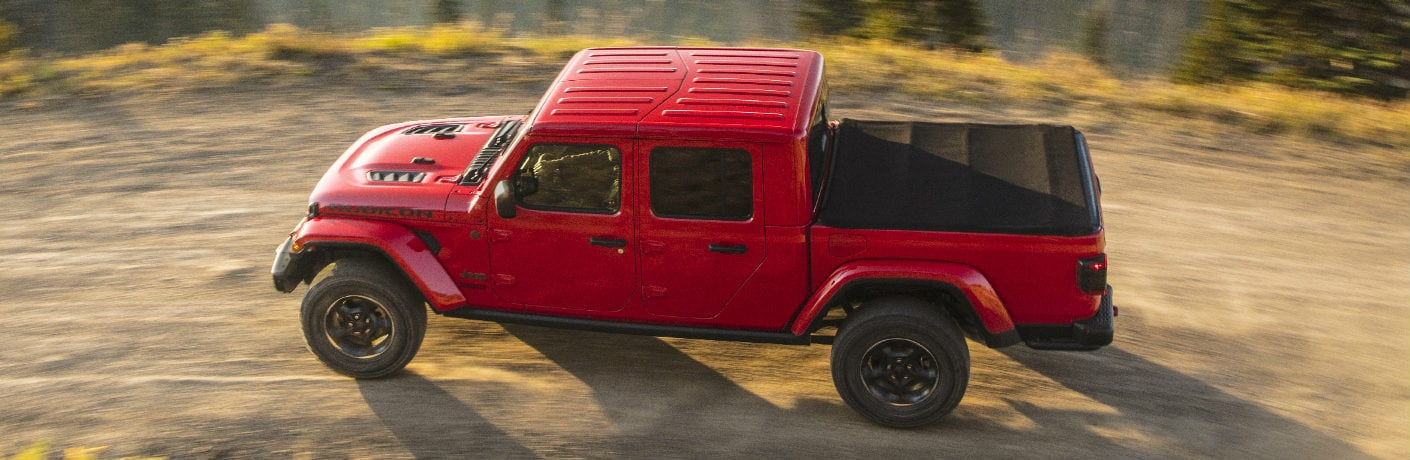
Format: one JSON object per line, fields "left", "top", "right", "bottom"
{"left": 292, "top": 218, "right": 465, "bottom": 311}
{"left": 791, "top": 261, "right": 1018, "bottom": 347}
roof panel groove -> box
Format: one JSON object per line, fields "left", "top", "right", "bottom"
{"left": 692, "top": 77, "right": 794, "bottom": 86}
{"left": 583, "top": 59, "right": 675, "bottom": 65}
{"left": 587, "top": 51, "right": 672, "bottom": 57}
{"left": 661, "top": 110, "right": 786, "bottom": 120}
{"left": 550, "top": 108, "right": 640, "bottom": 116}
{"left": 688, "top": 52, "right": 801, "bottom": 60}
{"left": 694, "top": 59, "right": 799, "bottom": 68}
{"left": 688, "top": 87, "right": 793, "bottom": 98}
{"left": 557, "top": 97, "right": 657, "bottom": 104}
{"left": 562, "top": 86, "right": 671, "bottom": 93}
{"left": 577, "top": 67, "right": 680, "bottom": 74}
{"left": 675, "top": 98, "right": 789, "bottom": 108}
{"left": 696, "top": 68, "right": 798, "bottom": 77}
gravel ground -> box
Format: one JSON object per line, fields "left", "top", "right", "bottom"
{"left": 1, "top": 85, "right": 1406, "bottom": 458}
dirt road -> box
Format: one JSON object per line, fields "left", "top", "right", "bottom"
{"left": 2, "top": 86, "right": 1406, "bottom": 458}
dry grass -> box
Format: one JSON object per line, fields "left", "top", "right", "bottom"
{"left": 1, "top": 24, "right": 1405, "bottom": 149}
{"left": 813, "top": 39, "right": 1124, "bottom": 106}
{"left": 811, "top": 40, "right": 1409, "bottom": 148}
{"left": 1136, "top": 82, "right": 1410, "bottom": 147}
{"left": 6, "top": 441, "right": 159, "bottom": 460}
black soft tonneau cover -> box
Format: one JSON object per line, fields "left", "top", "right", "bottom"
{"left": 817, "top": 119, "right": 1100, "bottom": 236}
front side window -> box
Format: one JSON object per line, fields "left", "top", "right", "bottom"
{"left": 649, "top": 147, "right": 752, "bottom": 220}
{"left": 514, "top": 143, "right": 621, "bottom": 213}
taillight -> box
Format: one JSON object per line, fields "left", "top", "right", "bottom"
{"left": 1077, "top": 254, "right": 1108, "bottom": 294}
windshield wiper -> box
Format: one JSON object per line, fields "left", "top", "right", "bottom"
{"left": 460, "top": 119, "right": 522, "bottom": 185}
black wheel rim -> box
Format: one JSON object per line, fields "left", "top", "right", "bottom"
{"left": 859, "top": 338, "right": 939, "bottom": 405}
{"left": 323, "top": 295, "right": 395, "bottom": 359}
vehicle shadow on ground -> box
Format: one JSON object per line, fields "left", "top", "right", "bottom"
{"left": 1000, "top": 346, "right": 1375, "bottom": 459}
{"left": 356, "top": 321, "right": 1374, "bottom": 457}
{"left": 500, "top": 324, "right": 851, "bottom": 456}
{"left": 357, "top": 372, "right": 538, "bottom": 458}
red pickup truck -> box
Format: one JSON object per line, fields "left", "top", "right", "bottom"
{"left": 272, "top": 46, "right": 1113, "bottom": 427}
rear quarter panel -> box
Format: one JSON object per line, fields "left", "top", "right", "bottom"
{"left": 809, "top": 226, "right": 1105, "bottom": 325}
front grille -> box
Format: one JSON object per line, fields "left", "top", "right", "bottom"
{"left": 367, "top": 171, "right": 427, "bottom": 183}
{"left": 402, "top": 124, "right": 462, "bottom": 135}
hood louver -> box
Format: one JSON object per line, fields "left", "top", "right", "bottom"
{"left": 367, "top": 171, "right": 427, "bottom": 183}
{"left": 402, "top": 124, "right": 463, "bottom": 135}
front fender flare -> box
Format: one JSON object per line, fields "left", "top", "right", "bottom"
{"left": 291, "top": 218, "right": 466, "bottom": 311}
{"left": 790, "top": 260, "right": 1018, "bottom": 346}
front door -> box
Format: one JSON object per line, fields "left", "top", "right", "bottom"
{"left": 637, "top": 141, "right": 766, "bottom": 319}
{"left": 488, "top": 141, "right": 635, "bottom": 312}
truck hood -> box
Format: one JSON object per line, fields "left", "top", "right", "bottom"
{"left": 308, "top": 116, "right": 523, "bottom": 221}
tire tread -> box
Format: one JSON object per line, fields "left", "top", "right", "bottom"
{"left": 830, "top": 296, "right": 970, "bottom": 428}
{"left": 300, "top": 258, "right": 427, "bottom": 379}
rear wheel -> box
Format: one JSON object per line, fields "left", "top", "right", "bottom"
{"left": 300, "top": 258, "right": 426, "bottom": 378}
{"left": 831, "top": 297, "right": 970, "bottom": 427}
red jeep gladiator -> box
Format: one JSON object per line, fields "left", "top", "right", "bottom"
{"left": 272, "top": 47, "right": 1113, "bottom": 427}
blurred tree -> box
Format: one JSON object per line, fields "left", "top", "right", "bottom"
{"left": 798, "top": 0, "right": 987, "bottom": 52}
{"left": 1175, "top": 0, "right": 1410, "bottom": 99}
{"left": 202, "top": 0, "right": 261, "bottom": 35}
{"left": 542, "top": 0, "right": 566, "bottom": 35}
{"left": 0, "top": 18, "right": 17, "bottom": 52}
{"left": 292, "top": 0, "right": 336, "bottom": 32}
{"left": 431, "top": 0, "right": 461, "bottom": 24}
{"left": 24, "top": 0, "right": 260, "bottom": 51}
{"left": 1080, "top": 8, "right": 1111, "bottom": 66}
{"left": 797, "top": 0, "right": 867, "bottom": 37}
{"left": 0, "top": 1, "right": 55, "bottom": 50}
{"left": 931, "top": 0, "right": 988, "bottom": 51}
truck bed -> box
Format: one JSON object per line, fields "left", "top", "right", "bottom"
{"left": 817, "top": 119, "right": 1101, "bottom": 236}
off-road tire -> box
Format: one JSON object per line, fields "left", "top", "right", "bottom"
{"left": 300, "top": 258, "right": 427, "bottom": 379}
{"left": 831, "top": 297, "right": 970, "bottom": 428}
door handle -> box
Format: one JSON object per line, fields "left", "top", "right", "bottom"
{"left": 708, "top": 243, "right": 747, "bottom": 254}
{"left": 590, "top": 236, "right": 628, "bottom": 248}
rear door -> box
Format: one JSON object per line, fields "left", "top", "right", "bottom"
{"left": 637, "top": 141, "right": 766, "bottom": 319}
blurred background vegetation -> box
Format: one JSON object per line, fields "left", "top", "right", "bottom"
{"left": 1, "top": 0, "right": 1210, "bottom": 73}
{"left": 1174, "top": 0, "right": 1409, "bottom": 99}
{"left": 0, "top": 0, "right": 1406, "bottom": 145}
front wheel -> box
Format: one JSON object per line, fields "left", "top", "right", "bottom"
{"left": 831, "top": 297, "right": 970, "bottom": 427}
{"left": 300, "top": 258, "right": 427, "bottom": 379}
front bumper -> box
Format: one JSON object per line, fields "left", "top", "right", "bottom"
{"left": 272, "top": 237, "right": 312, "bottom": 293}
{"left": 1016, "top": 285, "right": 1116, "bottom": 351}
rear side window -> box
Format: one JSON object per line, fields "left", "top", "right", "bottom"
{"left": 649, "top": 147, "right": 752, "bottom": 220}
{"left": 514, "top": 143, "right": 621, "bottom": 213}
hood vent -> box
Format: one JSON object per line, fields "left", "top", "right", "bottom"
{"left": 367, "top": 171, "right": 427, "bottom": 183}
{"left": 402, "top": 124, "right": 462, "bottom": 135}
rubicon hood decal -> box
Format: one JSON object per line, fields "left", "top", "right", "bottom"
{"left": 324, "top": 203, "right": 436, "bottom": 220}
